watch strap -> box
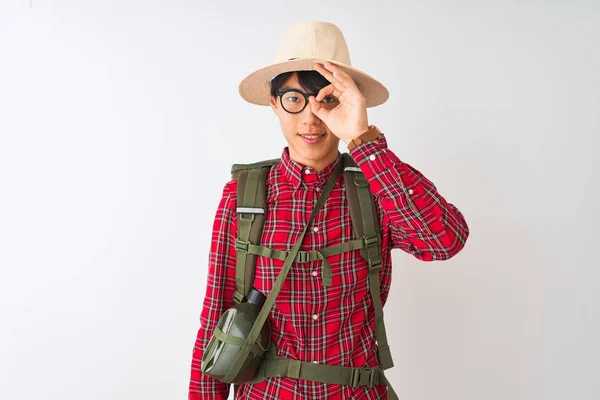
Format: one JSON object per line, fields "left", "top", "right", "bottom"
{"left": 347, "top": 125, "right": 381, "bottom": 151}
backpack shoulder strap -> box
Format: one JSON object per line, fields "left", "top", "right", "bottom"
{"left": 230, "top": 158, "right": 280, "bottom": 304}
{"left": 341, "top": 153, "right": 381, "bottom": 256}
{"left": 342, "top": 153, "right": 394, "bottom": 370}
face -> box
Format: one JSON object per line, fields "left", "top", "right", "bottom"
{"left": 269, "top": 72, "right": 340, "bottom": 171}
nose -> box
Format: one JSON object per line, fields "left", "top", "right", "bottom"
{"left": 299, "top": 97, "right": 321, "bottom": 125}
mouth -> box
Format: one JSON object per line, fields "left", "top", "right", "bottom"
{"left": 298, "top": 132, "right": 326, "bottom": 144}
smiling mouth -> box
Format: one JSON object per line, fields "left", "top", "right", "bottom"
{"left": 298, "top": 133, "right": 325, "bottom": 139}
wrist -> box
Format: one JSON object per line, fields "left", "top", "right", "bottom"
{"left": 346, "top": 125, "right": 381, "bottom": 151}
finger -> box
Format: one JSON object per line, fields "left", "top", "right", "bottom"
{"left": 314, "top": 63, "right": 347, "bottom": 92}
{"left": 324, "top": 61, "right": 358, "bottom": 89}
{"left": 309, "top": 96, "right": 329, "bottom": 120}
{"left": 313, "top": 62, "right": 336, "bottom": 84}
{"left": 315, "top": 84, "right": 342, "bottom": 102}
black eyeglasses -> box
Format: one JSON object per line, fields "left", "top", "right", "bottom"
{"left": 276, "top": 89, "right": 339, "bottom": 114}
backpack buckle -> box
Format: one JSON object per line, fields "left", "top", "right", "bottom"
{"left": 363, "top": 235, "right": 379, "bottom": 248}
{"left": 235, "top": 239, "right": 249, "bottom": 252}
{"left": 368, "top": 256, "right": 382, "bottom": 272}
{"left": 292, "top": 251, "right": 309, "bottom": 263}
{"left": 351, "top": 368, "right": 376, "bottom": 388}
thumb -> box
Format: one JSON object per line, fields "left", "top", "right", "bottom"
{"left": 309, "top": 96, "right": 328, "bottom": 121}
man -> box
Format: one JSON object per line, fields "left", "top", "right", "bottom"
{"left": 189, "top": 21, "right": 469, "bottom": 399}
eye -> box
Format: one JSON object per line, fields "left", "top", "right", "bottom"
{"left": 322, "top": 96, "right": 337, "bottom": 103}
{"left": 286, "top": 96, "right": 300, "bottom": 103}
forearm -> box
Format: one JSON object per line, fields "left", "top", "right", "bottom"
{"left": 350, "top": 131, "right": 469, "bottom": 260}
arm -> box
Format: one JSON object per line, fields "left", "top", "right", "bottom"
{"left": 307, "top": 62, "right": 468, "bottom": 261}
{"left": 188, "top": 181, "right": 238, "bottom": 400}
{"left": 349, "top": 132, "right": 469, "bottom": 261}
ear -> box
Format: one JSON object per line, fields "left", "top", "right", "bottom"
{"left": 269, "top": 95, "right": 278, "bottom": 112}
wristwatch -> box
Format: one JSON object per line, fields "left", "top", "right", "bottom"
{"left": 347, "top": 125, "right": 381, "bottom": 151}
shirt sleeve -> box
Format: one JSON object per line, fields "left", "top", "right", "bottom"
{"left": 349, "top": 132, "right": 469, "bottom": 261}
{"left": 188, "top": 180, "right": 238, "bottom": 400}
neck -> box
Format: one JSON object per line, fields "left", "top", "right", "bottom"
{"left": 289, "top": 149, "right": 339, "bottom": 173}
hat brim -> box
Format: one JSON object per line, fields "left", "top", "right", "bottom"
{"left": 238, "top": 58, "right": 389, "bottom": 108}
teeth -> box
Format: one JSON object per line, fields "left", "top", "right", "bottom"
{"left": 302, "top": 135, "right": 321, "bottom": 139}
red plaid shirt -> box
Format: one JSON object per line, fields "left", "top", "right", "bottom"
{"left": 189, "top": 132, "right": 469, "bottom": 399}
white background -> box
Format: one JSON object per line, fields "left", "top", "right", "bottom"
{"left": 1, "top": 1, "right": 598, "bottom": 399}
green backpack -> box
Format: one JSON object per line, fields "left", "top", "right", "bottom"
{"left": 229, "top": 152, "right": 398, "bottom": 399}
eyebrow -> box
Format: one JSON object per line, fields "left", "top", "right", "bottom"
{"left": 279, "top": 85, "right": 310, "bottom": 94}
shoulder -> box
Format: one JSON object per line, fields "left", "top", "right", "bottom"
{"left": 223, "top": 158, "right": 281, "bottom": 204}
{"left": 221, "top": 179, "right": 238, "bottom": 206}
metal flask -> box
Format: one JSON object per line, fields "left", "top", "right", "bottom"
{"left": 201, "top": 288, "right": 271, "bottom": 383}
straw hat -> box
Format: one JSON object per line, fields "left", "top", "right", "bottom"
{"left": 238, "top": 21, "right": 389, "bottom": 108}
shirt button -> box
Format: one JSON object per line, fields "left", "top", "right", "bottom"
{"left": 312, "top": 314, "right": 319, "bottom": 320}
{"left": 313, "top": 226, "right": 319, "bottom": 232}
{"left": 408, "top": 189, "right": 414, "bottom": 195}
{"left": 315, "top": 187, "right": 321, "bottom": 192}
{"left": 369, "top": 155, "right": 376, "bottom": 161}
{"left": 312, "top": 270, "right": 318, "bottom": 277}
{"left": 304, "top": 168, "right": 312, "bottom": 174}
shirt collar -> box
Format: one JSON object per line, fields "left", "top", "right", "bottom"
{"left": 279, "top": 147, "right": 342, "bottom": 189}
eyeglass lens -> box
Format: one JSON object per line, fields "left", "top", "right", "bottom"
{"left": 280, "top": 90, "right": 339, "bottom": 113}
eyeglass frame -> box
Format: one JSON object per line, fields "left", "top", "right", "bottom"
{"left": 275, "top": 88, "right": 337, "bottom": 114}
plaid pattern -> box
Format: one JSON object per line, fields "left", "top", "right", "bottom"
{"left": 189, "top": 133, "right": 469, "bottom": 399}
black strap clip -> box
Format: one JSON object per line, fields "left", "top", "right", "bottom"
{"left": 363, "top": 235, "right": 379, "bottom": 248}
{"left": 351, "top": 368, "right": 377, "bottom": 388}
{"left": 367, "top": 256, "right": 383, "bottom": 272}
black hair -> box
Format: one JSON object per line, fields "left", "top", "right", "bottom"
{"left": 269, "top": 70, "right": 330, "bottom": 98}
